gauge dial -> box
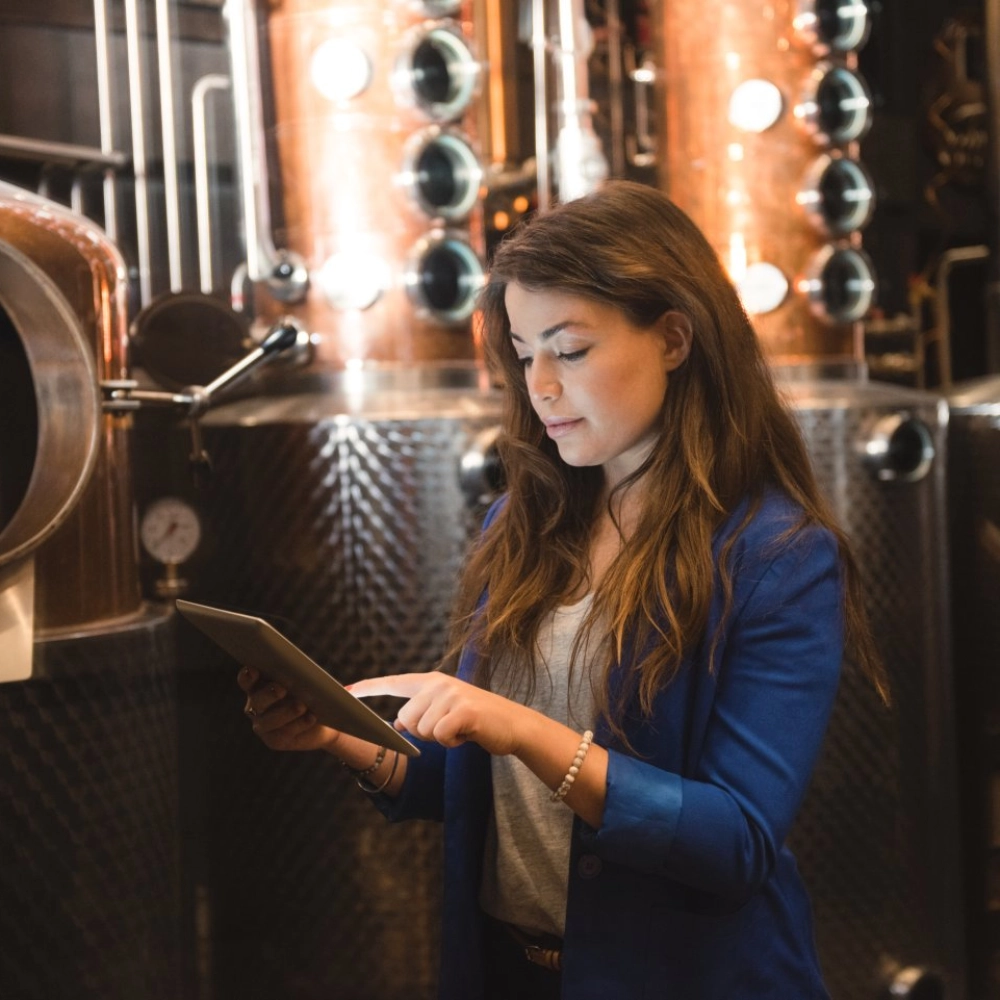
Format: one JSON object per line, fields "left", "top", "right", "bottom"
{"left": 140, "top": 497, "right": 202, "bottom": 565}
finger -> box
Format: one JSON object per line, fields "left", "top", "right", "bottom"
{"left": 251, "top": 696, "right": 306, "bottom": 733}
{"left": 236, "top": 666, "right": 259, "bottom": 692}
{"left": 349, "top": 673, "right": 441, "bottom": 699}
{"left": 247, "top": 682, "right": 288, "bottom": 715}
{"left": 257, "top": 712, "right": 326, "bottom": 751}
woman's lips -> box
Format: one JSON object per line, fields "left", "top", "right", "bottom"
{"left": 544, "top": 418, "right": 582, "bottom": 440}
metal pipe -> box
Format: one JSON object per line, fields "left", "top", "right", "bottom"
{"left": 985, "top": 0, "right": 1000, "bottom": 371}
{"left": 552, "top": 0, "right": 607, "bottom": 201}
{"left": 124, "top": 0, "right": 152, "bottom": 306}
{"left": 155, "top": 0, "right": 183, "bottom": 290}
{"left": 92, "top": 0, "right": 118, "bottom": 240}
{"left": 193, "top": 74, "right": 232, "bottom": 294}
{"left": 605, "top": 0, "right": 625, "bottom": 178}
{"left": 224, "top": 0, "right": 278, "bottom": 282}
{"left": 0, "top": 134, "right": 125, "bottom": 169}
{"left": 935, "top": 244, "right": 989, "bottom": 387}
{"left": 531, "top": 0, "right": 551, "bottom": 211}
{"left": 70, "top": 176, "right": 85, "bottom": 216}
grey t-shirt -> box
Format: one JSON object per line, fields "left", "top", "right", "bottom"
{"left": 479, "top": 594, "right": 597, "bottom": 937}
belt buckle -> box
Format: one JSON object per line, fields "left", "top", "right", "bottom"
{"left": 523, "top": 943, "right": 562, "bottom": 972}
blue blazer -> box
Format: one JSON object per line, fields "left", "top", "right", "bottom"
{"left": 375, "top": 490, "right": 841, "bottom": 999}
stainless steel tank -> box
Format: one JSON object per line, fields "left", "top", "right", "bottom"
{"left": 778, "top": 373, "right": 966, "bottom": 1000}
{"left": 945, "top": 375, "right": 1000, "bottom": 1000}
{"left": 654, "top": 3, "right": 966, "bottom": 996}
{"left": 157, "top": 367, "right": 500, "bottom": 1000}
{"left": 145, "top": 4, "right": 499, "bottom": 997}
{"left": 0, "top": 185, "right": 180, "bottom": 1000}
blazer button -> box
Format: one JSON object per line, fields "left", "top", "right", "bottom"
{"left": 577, "top": 854, "right": 602, "bottom": 879}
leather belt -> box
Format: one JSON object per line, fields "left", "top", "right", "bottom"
{"left": 502, "top": 923, "right": 563, "bottom": 972}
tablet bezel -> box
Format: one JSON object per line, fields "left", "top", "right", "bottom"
{"left": 176, "top": 599, "right": 420, "bottom": 757}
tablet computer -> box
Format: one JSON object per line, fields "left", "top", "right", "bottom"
{"left": 176, "top": 599, "right": 419, "bottom": 757}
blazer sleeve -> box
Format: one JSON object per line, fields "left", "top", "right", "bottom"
{"left": 580, "top": 524, "right": 844, "bottom": 903}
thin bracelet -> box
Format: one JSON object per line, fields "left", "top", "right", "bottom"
{"left": 343, "top": 745, "right": 385, "bottom": 779}
{"left": 359, "top": 749, "right": 400, "bottom": 795}
{"left": 551, "top": 730, "right": 594, "bottom": 803}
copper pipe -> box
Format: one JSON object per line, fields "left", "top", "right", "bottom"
{"left": 657, "top": 0, "right": 873, "bottom": 363}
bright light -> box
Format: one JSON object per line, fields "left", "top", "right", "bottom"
{"left": 310, "top": 39, "right": 372, "bottom": 101}
{"left": 728, "top": 79, "right": 783, "bottom": 133}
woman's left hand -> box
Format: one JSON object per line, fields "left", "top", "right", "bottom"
{"left": 348, "top": 673, "right": 527, "bottom": 756}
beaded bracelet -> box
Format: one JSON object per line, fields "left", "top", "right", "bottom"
{"left": 343, "top": 745, "right": 386, "bottom": 780}
{"left": 551, "top": 730, "right": 594, "bottom": 803}
{"left": 359, "top": 749, "right": 400, "bottom": 795}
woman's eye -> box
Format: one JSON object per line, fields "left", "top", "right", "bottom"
{"left": 518, "top": 355, "right": 532, "bottom": 367}
{"left": 556, "top": 348, "right": 588, "bottom": 362}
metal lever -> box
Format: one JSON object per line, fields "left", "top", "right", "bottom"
{"left": 101, "top": 319, "right": 307, "bottom": 486}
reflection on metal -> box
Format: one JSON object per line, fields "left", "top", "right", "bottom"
{"left": 0, "top": 551, "right": 35, "bottom": 683}
{"left": 225, "top": 0, "right": 288, "bottom": 288}
{"left": 659, "top": 0, "right": 874, "bottom": 363}
{"left": 782, "top": 377, "right": 965, "bottom": 1000}
{"left": 798, "top": 154, "right": 875, "bottom": 236}
{"left": 799, "top": 244, "right": 876, "bottom": 323}
{"left": 154, "top": 0, "right": 183, "bottom": 290}
{"left": 795, "top": 62, "right": 873, "bottom": 146}
{"left": 0, "top": 133, "right": 126, "bottom": 169}
{"left": 793, "top": 0, "right": 872, "bottom": 55}
{"left": 151, "top": 364, "right": 501, "bottom": 999}
{"left": 124, "top": 0, "right": 152, "bottom": 305}
{"left": 0, "top": 183, "right": 142, "bottom": 634}
{"left": 192, "top": 73, "right": 233, "bottom": 294}
{"left": 401, "top": 127, "right": 484, "bottom": 221}
{"left": 258, "top": 0, "right": 485, "bottom": 366}
{"left": 395, "top": 22, "right": 480, "bottom": 121}
{"left": 93, "top": 0, "right": 118, "bottom": 239}
{"left": 404, "top": 230, "right": 485, "bottom": 323}
{"left": 859, "top": 413, "right": 936, "bottom": 483}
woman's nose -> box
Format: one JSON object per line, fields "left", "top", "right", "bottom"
{"left": 527, "top": 357, "right": 561, "bottom": 402}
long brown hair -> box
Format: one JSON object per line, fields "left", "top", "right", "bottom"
{"left": 445, "top": 181, "right": 887, "bottom": 737}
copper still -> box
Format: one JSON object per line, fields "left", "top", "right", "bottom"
{"left": 230, "top": 0, "right": 487, "bottom": 368}
{"left": 658, "top": 0, "right": 876, "bottom": 364}
{"left": 0, "top": 182, "right": 146, "bottom": 680}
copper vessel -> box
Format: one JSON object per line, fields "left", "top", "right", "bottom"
{"left": 260, "top": 0, "right": 486, "bottom": 367}
{"left": 658, "top": 0, "right": 875, "bottom": 364}
{"left": 0, "top": 184, "right": 142, "bottom": 633}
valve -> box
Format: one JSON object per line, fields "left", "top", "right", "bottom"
{"left": 102, "top": 318, "right": 308, "bottom": 486}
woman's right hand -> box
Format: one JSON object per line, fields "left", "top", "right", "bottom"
{"left": 237, "top": 666, "right": 341, "bottom": 753}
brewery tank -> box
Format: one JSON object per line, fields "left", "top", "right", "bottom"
{"left": 0, "top": 183, "right": 181, "bottom": 1000}
{"left": 656, "top": 2, "right": 966, "bottom": 996}
{"left": 149, "top": 3, "right": 502, "bottom": 998}
{"left": 945, "top": 375, "right": 1000, "bottom": 1000}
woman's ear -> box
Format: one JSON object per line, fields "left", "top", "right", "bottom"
{"left": 658, "top": 311, "right": 693, "bottom": 371}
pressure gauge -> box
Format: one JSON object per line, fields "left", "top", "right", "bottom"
{"left": 140, "top": 497, "right": 202, "bottom": 566}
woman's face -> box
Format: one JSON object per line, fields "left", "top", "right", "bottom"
{"left": 504, "top": 283, "right": 690, "bottom": 489}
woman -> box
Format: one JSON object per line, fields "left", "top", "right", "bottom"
{"left": 239, "top": 181, "right": 887, "bottom": 999}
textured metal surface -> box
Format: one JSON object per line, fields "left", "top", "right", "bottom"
{"left": 946, "top": 376, "right": 1000, "bottom": 1000}
{"left": 0, "top": 609, "right": 181, "bottom": 1000}
{"left": 782, "top": 378, "right": 965, "bottom": 999}
{"left": 159, "top": 383, "right": 502, "bottom": 1000}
